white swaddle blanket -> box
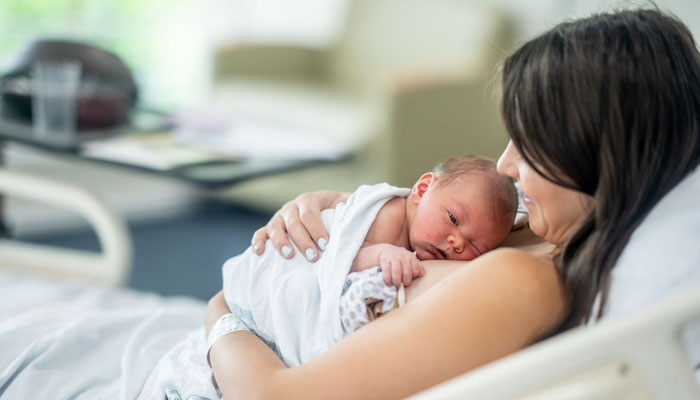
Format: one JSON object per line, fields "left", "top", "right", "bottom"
{"left": 222, "top": 183, "right": 410, "bottom": 366}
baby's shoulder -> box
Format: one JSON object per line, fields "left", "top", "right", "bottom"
{"left": 364, "top": 197, "right": 408, "bottom": 245}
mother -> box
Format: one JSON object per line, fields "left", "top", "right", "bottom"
{"left": 206, "top": 8, "right": 700, "bottom": 399}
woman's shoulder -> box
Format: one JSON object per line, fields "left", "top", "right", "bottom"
{"left": 397, "top": 250, "right": 567, "bottom": 358}
{"left": 465, "top": 248, "right": 566, "bottom": 335}
{"left": 420, "top": 248, "right": 561, "bottom": 292}
{"left": 471, "top": 248, "right": 564, "bottom": 303}
{"left": 421, "top": 248, "right": 566, "bottom": 329}
{"left": 476, "top": 247, "right": 559, "bottom": 281}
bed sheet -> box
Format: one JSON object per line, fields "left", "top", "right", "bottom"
{"left": 0, "top": 269, "right": 218, "bottom": 400}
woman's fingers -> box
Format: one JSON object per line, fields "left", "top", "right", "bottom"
{"left": 257, "top": 202, "right": 298, "bottom": 259}
{"left": 251, "top": 191, "right": 342, "bottom": 261}
{"left": 251, "top": 227, "right": 268, "bottom": 255}
{"left": 283, "top": 216, "right": 319, "bottom": 261}
{"left": 280, "top": 193, "right": 331, "bottom": 262}
{"left": 295, "top": 193, "right": 331, "bottom": 258}
{"left": 265, "top": 214, "right": 295, "bottom": 259}
{"left": 298, "top": 206, "right": 330, "bottom": 253}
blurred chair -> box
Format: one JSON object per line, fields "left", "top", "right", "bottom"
{"left": 211, "top": 0, "right": 514, "bottom": 210}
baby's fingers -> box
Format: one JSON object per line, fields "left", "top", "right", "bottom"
{"left": 412, "top": 259, "right": 425, "bottom": 278}
{"left": 391, "top": 262, "right": 404, "bottom": 288}
{"left": 382, "top": 264, "right": 393, "bottom": 287}
{"left": 402, "top": 262, "right": 414, "bottom": 287}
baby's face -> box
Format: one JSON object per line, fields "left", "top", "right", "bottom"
{"left": 408, "top": 176, "right": 511, "bottom": 261}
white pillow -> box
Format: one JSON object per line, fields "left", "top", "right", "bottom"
{"left": 603, "top": 165, "right": 700, "bottom": 385}
{"left": 605, "top": 165, "right": 700, "bottom": 317}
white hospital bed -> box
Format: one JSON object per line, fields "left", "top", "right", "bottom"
{"left": 0, "top": 170, "right": 698, "bottom": 399}
{"left": 0, "top": 169, "right": 208, "bottom": 399}
{"left": 0, "top": 169, "right": 131, "bottom": 286}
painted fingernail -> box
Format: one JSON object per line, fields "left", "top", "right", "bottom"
{"left": 305, "top": 248, "right": 317, "bottom": 261}
{"left": 318, "top": 238, "right": 327, "bottom": 251}
{"left": 281, "top": 245, "right": 292, "bottom": 258}
{"left": 253, "top": 244, "right": 259, "bottom": 253}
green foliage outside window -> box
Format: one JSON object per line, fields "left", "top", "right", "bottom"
{"left": 0, "top": 0, "right": 207, "bottom": 107}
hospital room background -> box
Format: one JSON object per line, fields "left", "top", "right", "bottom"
{"left": 1, "top": 0, "right": 698, "bottom": 301}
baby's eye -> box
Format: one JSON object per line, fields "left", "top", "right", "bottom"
{"left": 448, "top": 211, "right": 458, "bottom": 226}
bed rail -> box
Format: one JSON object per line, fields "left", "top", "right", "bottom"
{"left": 0, "top": 169, "right": 132, "bottom": 286}
{"left": 410, "top": 286, "right": 700, "bottom": 399}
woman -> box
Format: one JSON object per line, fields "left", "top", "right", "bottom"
{"left": 206, "top": 8, "right": 700, "bottom": 399}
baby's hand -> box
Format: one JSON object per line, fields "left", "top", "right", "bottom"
{"left": 378, "top": 246, "right": 425, "bottom": 288}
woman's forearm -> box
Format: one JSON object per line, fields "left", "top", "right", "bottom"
{"left": 205, "top": 292, "right": 290, "bottom": 400}
{"left": 210, "top": 332, "right": 289, "bottom": 399}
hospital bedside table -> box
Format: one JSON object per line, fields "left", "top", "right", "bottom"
{"left": 0, "top": 117, "right": 348, "bottom": 189}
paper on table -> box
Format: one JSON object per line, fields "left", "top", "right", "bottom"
{"left": 81, "top": 132, "right": 231, "bottom": 170}
{"left": 173, "top": 113, "right": 352, "bottom": 162}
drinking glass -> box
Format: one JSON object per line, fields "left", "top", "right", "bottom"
{"left": 31, "top": 61, "right": 81, "bottom": 144}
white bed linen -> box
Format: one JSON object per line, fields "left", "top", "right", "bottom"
{"left": 0, "top": 269, "right": 213, "bottom": 400}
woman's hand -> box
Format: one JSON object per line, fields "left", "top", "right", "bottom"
{"left": 205, "top": 291, "right": 230, "bottom": 337}
{"left": 251, "top": 191, "right": 351, "bottom": 262}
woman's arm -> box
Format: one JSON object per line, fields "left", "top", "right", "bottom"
{"left": 205, "top": 248, "right": 567, "bottom": 400}
{"left": 251, "top": 191, "right": 351, "bottom": 260}
{"left": 205, "top": 292, "right": 290, "bottom": 399}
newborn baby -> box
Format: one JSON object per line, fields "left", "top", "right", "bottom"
{"left": 221, "top": 155, "right": 517, "bottom": 366}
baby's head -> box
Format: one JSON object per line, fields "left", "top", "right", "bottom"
{"left": 407, "top": 155, "right": 518, "bottom": 261}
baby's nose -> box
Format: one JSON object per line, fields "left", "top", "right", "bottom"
{"left": 448, "top": 234, "right": 464, "bottom": 252}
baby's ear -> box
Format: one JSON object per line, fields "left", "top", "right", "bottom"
{"left": 411, "top": 173, "right": 435, "bottom": 201}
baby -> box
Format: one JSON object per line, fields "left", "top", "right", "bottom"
{"left": 340, "top": 154, "right": 517, "bottom": 331}
{"left": 220, "top": 154, "right": 517, "bottom": 366}
{"left": 351, "top": 154, "right": 517, "bottom": 285}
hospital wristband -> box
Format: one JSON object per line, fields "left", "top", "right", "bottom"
{"left": 206, "top": 313, "right": 250, "bottom": 367}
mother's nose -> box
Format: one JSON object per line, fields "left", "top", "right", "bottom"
{"left": 497, "top": 140, "right": 518, "bottom": 179}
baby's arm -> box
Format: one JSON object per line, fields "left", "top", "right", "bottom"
{"left": 351, "top": 243, "right": 424, "bottom": 287}
{"left": 351, "top": 243, "right": 387, "bottom": 272}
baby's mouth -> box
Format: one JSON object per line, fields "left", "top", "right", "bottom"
{"left": 429, "top": 246, "right": 447, "bottom": 260}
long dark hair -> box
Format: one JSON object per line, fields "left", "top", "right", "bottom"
{"left": 501, "top": 8, "right": 700, "bottom": 328}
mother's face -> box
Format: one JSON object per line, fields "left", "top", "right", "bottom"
{"left": 497, "top": 141, "right": 593, "bottom": 245}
